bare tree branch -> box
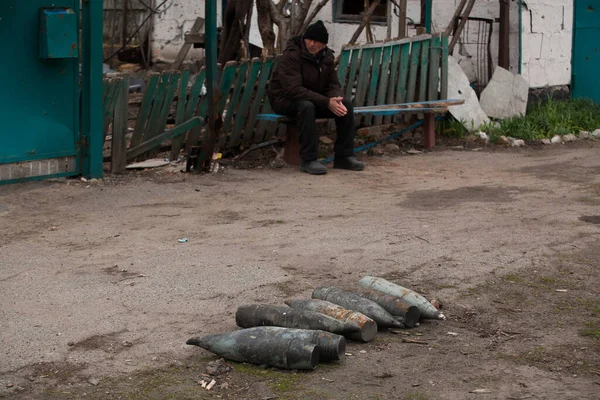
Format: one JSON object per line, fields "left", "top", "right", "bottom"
{"left": 347, "top": 0, "right": 381, "bottom": 45}
{"left": 300, "top": 0, "right": 329, "bottom": 33}
{"left": 256, "top": 0, "right": 276, "bottom": 54}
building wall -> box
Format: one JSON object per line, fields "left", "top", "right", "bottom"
{"left": 149, "top": 0, "right": 573, "bottom": 89}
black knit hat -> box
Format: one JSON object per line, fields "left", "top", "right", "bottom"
{"left": 304, "top": 20, "right": 329, "bottom": 44}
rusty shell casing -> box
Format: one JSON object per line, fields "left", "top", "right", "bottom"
{"left": 311, "top": 287, "right": 405, "bottom": 329}
{"left": 358, "top": 276, "right": 446, "bottom": 320}
{"left": 285, "top": 298, "right": 377, "bottom": 342}
{"left": 235, "top": 304, "right": 358, "bottom": 336}
{"left": 355, "top": 289, "right": 421, "bottom": 328}
{"left": 186, "top": 328, "right": 319, "bottom": 370}
{"left": 256, "top": 326, "right": 345, "bottom": 361}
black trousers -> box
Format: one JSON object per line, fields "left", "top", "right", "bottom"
{"left": 283, "top": 99, "right": 356, "bottom": 162}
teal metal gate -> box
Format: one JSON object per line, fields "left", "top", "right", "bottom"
{"left": 0, "top": 1, "right": 103, "bottom": 184}
{"left": 572, "top": 0, "right": 600, "bottom": 102}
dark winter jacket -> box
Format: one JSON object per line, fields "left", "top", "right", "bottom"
{"left": 267, "top": 36, "right": 344, "bottom": 114}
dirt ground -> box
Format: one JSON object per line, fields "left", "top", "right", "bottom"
{"left": 1, "top": 141, "right": 599, "bottom": 400}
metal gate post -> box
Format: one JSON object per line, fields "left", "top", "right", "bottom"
{"left": 81, "top": 0, "right": 104, "bottom": 179}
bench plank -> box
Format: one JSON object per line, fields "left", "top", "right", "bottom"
{"left": 374, "top": 45, "right": 393, "bottom": 126}
{"left": 345, "top": 49, "right": 361, "bottom": 100}
{"left": 406, "top": 41, "right": 421, "bottom": 103}
{"left": 231, "top": 58, "right": 263, "bottom": 147}
{"left": 365, "top": 47, "right": 384, "bottom": 126}
{"left": 337, "top": 49, "right": 351, "bottom": 89}
{"left": 384, "top": 44, "right": 401, "bottom": 125}
{"left": 354, "top": 48, "right": 373, "bottom": 108}
{"left": 245, "top": 57, "right": 274, "bottom": 144}
{"left": 418, "top": 40, "right": 430, "bottom": 102}
{"left": 428, "top": 34, "right": 442, "bottom": 101}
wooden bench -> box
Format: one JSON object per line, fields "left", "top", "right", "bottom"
{"left": 257, "top": 34, "right": 464, "bottom": 165}
{"left": 103, "top": 34, "right": 463, "bottom": 171}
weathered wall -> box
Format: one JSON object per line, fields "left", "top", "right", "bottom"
{"left": 146, "top": 0, "right": 573, "bottom": 89}
{"left": 520, "top": 0, "right": 573, "bottom": 88}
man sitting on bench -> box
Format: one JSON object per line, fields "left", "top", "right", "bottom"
{"left": 267, "top": 20, "right": 365, "bottom": 175}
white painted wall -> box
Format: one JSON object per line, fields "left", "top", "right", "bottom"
{"left": 149, "top": 0, "right": 573, "bottom": 89}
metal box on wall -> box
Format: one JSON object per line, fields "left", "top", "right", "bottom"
{"left": 39, "top": 7, "right": 78, "bottom": 59}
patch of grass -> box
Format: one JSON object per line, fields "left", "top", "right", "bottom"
{"left": 232, "top": 363, "right": 303, "bottom": 396}
{"left": 580, "top": 322, "right": 600, "bottom": 340}
{"left": 501, "top": 273, "right": 524, "bottom": 283}
{"left": 444, "top": 98, "right": 600, "bottom": 141}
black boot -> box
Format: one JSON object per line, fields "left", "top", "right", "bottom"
{"left": 333, "top": 156, "right": 364, "bottom": 171}
{"left": 300, "top": 160, "right": 328, "bottom": 175}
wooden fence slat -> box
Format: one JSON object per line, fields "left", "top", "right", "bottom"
{"left": 223, "top": 61, "right": 249, "bottom": 132}
{"left": 418, "top": 39, "right": 431, "bottom": 102}
{"left": 184, "top": 68, "right": 206, "bottom": 120}
{"left": 148, "top": 72, "right": 181, "bottom": 158}
{"left": 365, "top": 47, "right": 383, "bottom": 126}
{"left": 354, "top": 48, "right": 373, "bottom": 108}
{"left": 137, "top": 73, "right": 169, "bottom": 153}
{"left": 428, "top": 34, "right": 442, "bottom": 101}
{"left": 384, "top": 44, "right": 402, "bottom": 124}
{"left": 254, "top": 58, "right": 279, "bottom": 143}
{"left": 170, "top": 70, "right": 191, "bottom": 160}
{"left": 441, "top": 35, "right": 449, "bottom": 101}
{"left": 405, "top": 41, "right": 421, "bottom": 103}
{"left": 231, "top": 58, "right": 263, "bottom": 147}
{"left": 246, "top": 57, "right": 274, "bottom": 144}
{"left": 337, "top": 49, "right": 352, "bottom": 89}
{"left": 111, "top": 77, "right": 129, "bottom": 173}
{"left": 103, "top": 79, "right": 121, "bottom": 141}
{"left": 128, "top": 117, "right": 203, "bottom": 161}
{"left": 345, "top": 49, "right": 361, "bottom": 100}
{"left": 130, "top": 74, "right": 159, "bottom": 148}
{"left": 217, "top": 61, "right": 239, "bottom": 114}
{"left": 374, "top": 46, "right": 392, "bottom": 126}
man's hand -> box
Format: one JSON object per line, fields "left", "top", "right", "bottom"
{"left": 328, "top": 97, "right": 347, "bottom": 117}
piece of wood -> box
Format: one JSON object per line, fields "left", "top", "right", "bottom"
{"left": 103, "top": 79, "right": 121, "bottom": 143}
{"left": 344, "top": 49, "right": 361, "bottom": 100}
{"left": 365, "top": 47, "right": 383, "bottom": 125}
{"left": 111, "top": 77, "right": 129, "bottom": 173}
{"left": 440, "top": 35, "right": 449, "bottom": 100}
{"left": 428, "top": 34, "right": 442, "bottom": 101}
{"left": 185, "top": 68, "right": 206, "bottom": 120}
{"left": 384, "top": 44, "right": 401, "bottom": 124}
{"left": 343, "top": 34, "right": 432, "bottom": 50}
{"left": 396, "top": 42, "right": 411, "bottom": 104}
{"left": 402, "top": 338, "right": 429, "bottom": 345}
{"left": 444, "top": 0, "right": 467, "bottom": 36}
{"left": 148, "top": 73, "right": 181, "bottom": 158}
{"left": 244, "top": 57, "right": 274, "bottom": 144}
{"left": 418, "top": 39, "right": 431, "bottom": 102}
{"left": 138, "top": 73, "right": 169, "bottom": 155}
{"left": 170, "top": 70, "right": 191, "bottom": 160}
{"left": 223, "top": 61, "right": 249, "bottom": 132}
{"left": 405, "top": 41, "right": 421, "bottom": 103}
{"left": 398, "top": 0, "right": 408, "bottom": 38}
{"left": 130, "top": 74, "right": 159, "bottom": 148}
{"left": 374, "top": 46, "right": 393, "bottom": 126}
{"left": 347, "top": 0, "right": 382, "bottom": 46}
{"left": 231, "top": 58, "right": 263, "bottom": 147}
{"left": 217, "top": 62, "right": 239, "bottom": 115}
{"left": 449, "top": 0, "right": 476, "bottom": 54}
{"left": 423, "top": 112, "right": 435, "bottom": 149}
{"left": 354, "top": 48, "right": 374, "bottom": 108}
{"left": 173, "top": 17, "right": 205, "bottom": 70}
{"left": 184, "top": 33, "right": 206, "bottom": 44}
{"left": 127, "top": 117, "right": 203, "bottom": 160}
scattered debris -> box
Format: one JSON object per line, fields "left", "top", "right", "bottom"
{"left": 541, "top": 138, "right": 552, "bottom": 145}
{"left": 447, "top": 56, "right": 490, "bottom": 130}
{"left": 551, "top": 135, "right": 562, "bottom": 144}
{"left": 206, "top": 379, "right": 216, "bottom": 390}
{"left": 592, "top": 129, "right": 600, "bottom": 138}
{"left": 322, "top": 378, "right": 335, "bottom": 383}
{"left": 430, "top": 298, "right": 443, "bottom": 310}
{"left": 470, "top": 388, "right": 492, "bottom": 394}
{"left": 205, "top": 358, "right": 232, "bottom": 376}
{"left": 122, "top": 341, "right": 133, "bottom": 347}
{"left": 374, "top": 372, "right": 395, "bottom": 379}
{"left": 562, "top": 134, "right": 577, "bottom": 143}
{"left": 389, "top": 329, "right": 411, "bottom": 335}
{"left": 447, "top": 332, "right": 459, "bottom": 336}
{"left": 476, "top": 131, "right": 489, "bottom": 143}
{"left": 480, "top": 67, "right": 529, "bottom": 119}
{"left": 178, "top": 238, "right": 189, "bottom": 243}
{"left": 320, "top": 136, "right": 333, "bottom": 144}
{"left": 48, "top": 226, "right": 57, "bottom": 231}
{"left": 384, "top": 143, "right": 401, "bottom": 152}
{"left": 88, "top": 378, "right": 101, "bottom": 386}
{"left": 359, "top": 350, "right": 367, "bottom": 354}
{"left": 555, "top": 289, "right": 568, "bottom": 293}
{"left": 6, "top": 383, "right": 13, "bottom": 388}
{"left": 126, "top": 159, "right": 170, "bottom": 170}
{"left": 497, "top": 136, "right": 510, "bottom": 145}
{"left": 402, "top": 338, "right": 429, "bottom": 345}
{"left": 406, "top": 149, "right": 423, "bottom": 155}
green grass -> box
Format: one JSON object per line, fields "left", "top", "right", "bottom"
{"left": 404, "top": 392, "right": 430, "bottom": 400}
{"left": 442, "top": 98, "right": 600, "bottom": 141}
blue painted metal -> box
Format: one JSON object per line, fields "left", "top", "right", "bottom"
{"left": 39, "top": 7, "right": 78, "bottom": 59}
{"left": 320, "top": 120, "right": 425, "bottom": 164}
{"left": 425, "top": 0, "right": 432, "bottom": 33}
{"left": 572, "top": 0, "right": 600, "bottom": 102}
{"left": 0, "top": 0, "right": 103, "bottom": 183}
